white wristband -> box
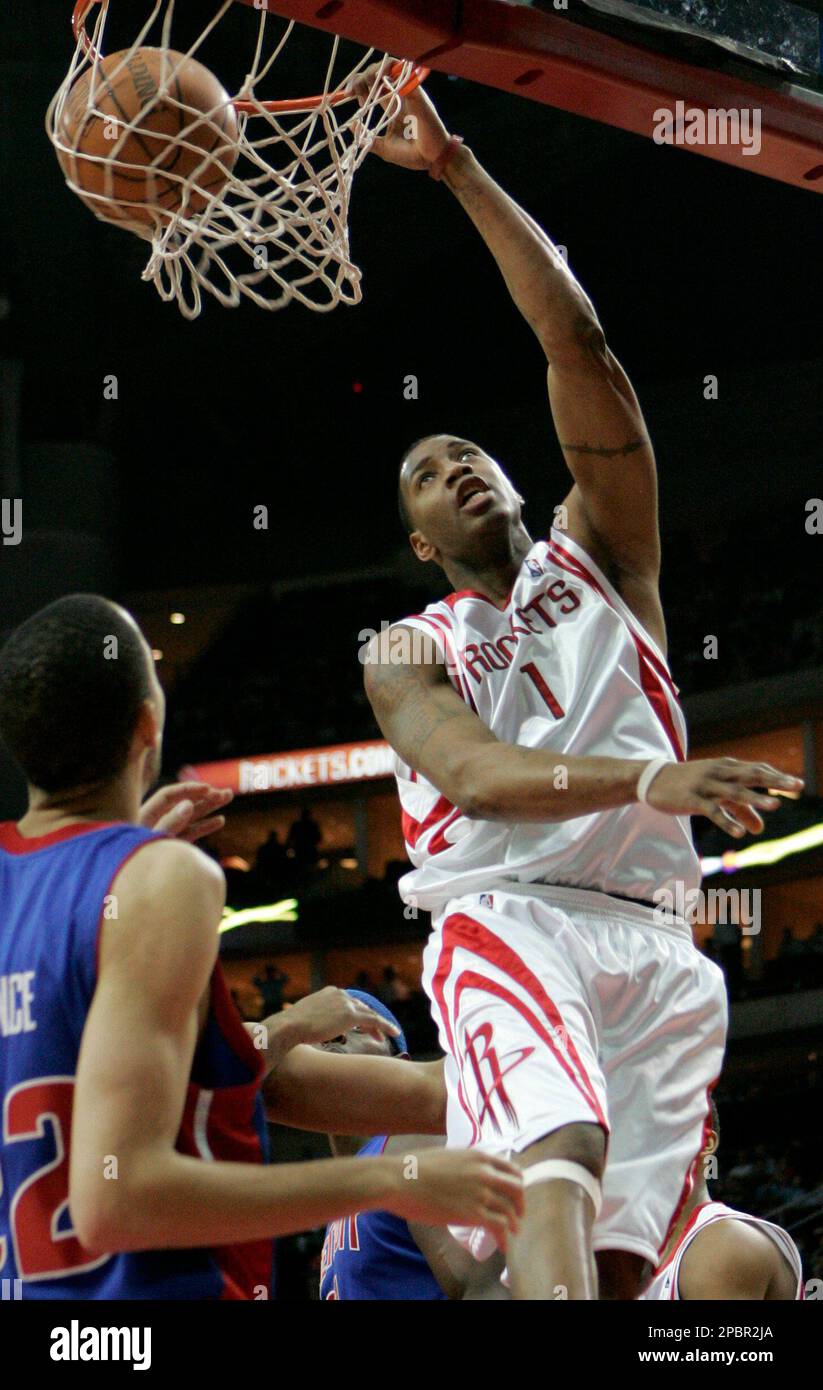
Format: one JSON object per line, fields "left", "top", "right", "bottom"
{"left": 637, "top": 756, "right": 671, "bottom": 804}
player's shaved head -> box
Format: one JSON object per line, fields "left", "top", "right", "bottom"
{"left": 0, "top": 594, "right": 158, "bottom": 793}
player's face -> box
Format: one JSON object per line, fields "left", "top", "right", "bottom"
{"left": 400, "top": 435, "right": 522, "bottom": 561}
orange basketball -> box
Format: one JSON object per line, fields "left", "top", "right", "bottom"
{"left": 56, "top": 47, "right": 239, "bottom": 228}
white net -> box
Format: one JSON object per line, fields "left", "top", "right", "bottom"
{"left": 46, "top": 1, "right": 422, "bottom": 318}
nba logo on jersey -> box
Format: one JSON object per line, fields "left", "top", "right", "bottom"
{"left": 479, "top": 893, "right": 495, "bottom": 909}
{"left": 525, "top": 559, "right": 543, "bottom": 577}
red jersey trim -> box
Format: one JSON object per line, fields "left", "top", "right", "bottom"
{"left": 653, "top": 1200, "right": 714, "bottom": 1287}
{"left": 0, "top": 819, "right": 119, "bottom": 854}
{"left": 546, "top": 536, "right": 676, "bottom": 694}
{"left": 419, "top": 610, "right": 479, "bottom": 714}
{"left": 401, "top": 794, "right": 462, "bottom": 857}
{"left": 209, "top": 962, "right": 266, "bottom": 1082}
{"left": 547, "top": 539, "right": 685, "bottom": 761}
{"left": 443, "top": 587, "right": 512, "bottom": 613}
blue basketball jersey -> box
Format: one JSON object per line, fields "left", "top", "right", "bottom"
{"left": 319, "top": 1136, "right": 447, "bottom": 1300}
{"left": 0, "top": 818, "right": 273, "bottom": 1300}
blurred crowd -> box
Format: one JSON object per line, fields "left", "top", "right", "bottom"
{"left": 662, "top": 511, "right": 823, "bottom": 696}
{"left": 702, "top": 923, "right": 823, "bottom": 1000}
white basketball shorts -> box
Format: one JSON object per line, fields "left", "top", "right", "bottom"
{"left": 421, "top": 883, "right": 728, "bottom": 1267}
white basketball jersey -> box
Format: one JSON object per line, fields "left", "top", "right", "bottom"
{"left": 643, "top": 1200, "right": 804, "bottom": 1299}
{"left": 393, "top": 527, "right": 700, "bottom": 914}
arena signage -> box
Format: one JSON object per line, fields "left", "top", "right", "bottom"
{"left": 188, "top": 740, "right": 395, "bottom": 794}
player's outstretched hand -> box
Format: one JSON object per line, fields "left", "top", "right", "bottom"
{"left": 646, "top": 758, "right": 803, "bottom": 838}
{"left": 349, "top": 62, "right": 452, "bottom": 171}
{"left": 139, "top": 780, "right": 233, "bottom": 843}
{"left": 388, "top": 1148, "right": 524, "bottom": 1247}
{"left": 288, "top": 986, "right": 401, "bottom": 1048}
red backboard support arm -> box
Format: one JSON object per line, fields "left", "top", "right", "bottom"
{"left": 244, "top": 0, "right": 823, "bottom": 191}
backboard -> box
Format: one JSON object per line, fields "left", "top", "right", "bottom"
{"left": 240, "top": 0, "right": 823, "bottom": 191}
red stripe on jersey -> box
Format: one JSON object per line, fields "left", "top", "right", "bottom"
{"left": 547, "top": 538, "right": 678, "bottom": 696}
{"left": 656, "top": 1080, "right": 718, "bottom": 1273}
{"left": 176, "top": 967, "right": 271, "bottom": 1300}
{"left": 443, "top": 587, "right": 512, "bottom": 612}
{"left": 428, "top": 808, "right": 463, "bottom": 855}
{"left": 547, "top": 539, "right": 685, "bottom": 761}
{"left": 420, "top": 611, "right": 479, "bottom": 714}
{"left": 652, "top": 1200, "right": 713, "bottom": 1293}
{"left": 635, "top": 651, "right": 685, "bottom": 761}
{"left": 401, "top": 792, "right": 456, "bottom": 850}
{"left": 441, "top": 913, "right": 608, "bottom": 1130}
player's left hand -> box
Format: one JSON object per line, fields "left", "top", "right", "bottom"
{"left": 290, "top": 986, "right": 401, "bottom": 1048}
{"left": 139, "top": 780, "right": 233, "bottom": 843}
{"left": 349, "top": 62, "right": 452, "bottom": 171}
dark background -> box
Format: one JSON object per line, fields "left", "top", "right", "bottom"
{"left": 1, "top": 1, "right": 822, "bottom": 600}
{"left": 1, "top": 0, "right": 822, "bottom": 1304}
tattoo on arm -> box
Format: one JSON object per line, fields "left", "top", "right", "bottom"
{"left": 366, "top": 661, "right": 469, "bottom": 768}
{"left": 559, "top": 438, "right": 647, "bottom": 460}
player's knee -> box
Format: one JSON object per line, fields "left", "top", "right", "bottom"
{"left": 596, "top": 1249, "right": 652, "bottom": 1300}
{"left": 520, "top": 1122, "right": 606, "bottom": 1180}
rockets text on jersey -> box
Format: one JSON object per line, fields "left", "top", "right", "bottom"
{"left": 319, "top": 1137, "right": 446, "bottom": 1300}
{"left": 392, "top": 527, "right": 700, "bottom": 914}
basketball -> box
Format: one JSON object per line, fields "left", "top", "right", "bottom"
{"left": 56, "top": 47, "right": 239, "bottom": 228}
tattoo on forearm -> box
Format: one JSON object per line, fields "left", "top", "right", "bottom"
{"left": 400, "top": 697, "right": 469, "bottom": 766}
{"left": 366, "top": 659, "right": 469, "bottom": 767}
{"left": 560, "top": 438, "right": 647, "bottom": 460}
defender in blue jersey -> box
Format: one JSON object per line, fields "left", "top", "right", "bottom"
{"left": 0, "top": 594, "right": 523, "bottom": 1299}
{"left": 320, "top": 992, "right": 507, "bottom": 1301}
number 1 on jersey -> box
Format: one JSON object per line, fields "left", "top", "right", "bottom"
{"left": 521, "top": 662, "right": 565, "bottom": 718}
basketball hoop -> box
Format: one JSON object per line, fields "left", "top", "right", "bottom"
{"left": 46, "top": 1, "right": 428, "bottom": 318}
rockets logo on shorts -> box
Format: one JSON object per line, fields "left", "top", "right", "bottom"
{"left": 461, "top": 1021, "right": 534, "bottom": 1134}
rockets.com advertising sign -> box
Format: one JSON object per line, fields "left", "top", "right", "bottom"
{"left": 188, "top": 739, "right": 395, "bottom": 794}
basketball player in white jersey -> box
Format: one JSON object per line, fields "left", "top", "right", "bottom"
{"left": 357, "top": 75, "right": 804, "bottom": 1299}
{"left": 643, "top": 1103, "right": 803, "bottom": 1299}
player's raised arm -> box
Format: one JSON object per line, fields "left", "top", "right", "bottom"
{"left": 365, "top": 80, "right": 662, "bottom": 646}
{"left": 69, "top": 839, "right": 523, "bottom": 1252}
{"left": 445, "top": 146, "right": 663, "bottom": 644}
{"left": 363, "top": 627, "right": 802, "bottom": 836}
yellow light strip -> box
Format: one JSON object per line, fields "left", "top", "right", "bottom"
{"left": 219, "top": 898, "right": 299, "bottom": 934}
{"left": 701, "top": 821, "right": 823, "bottom": 875}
